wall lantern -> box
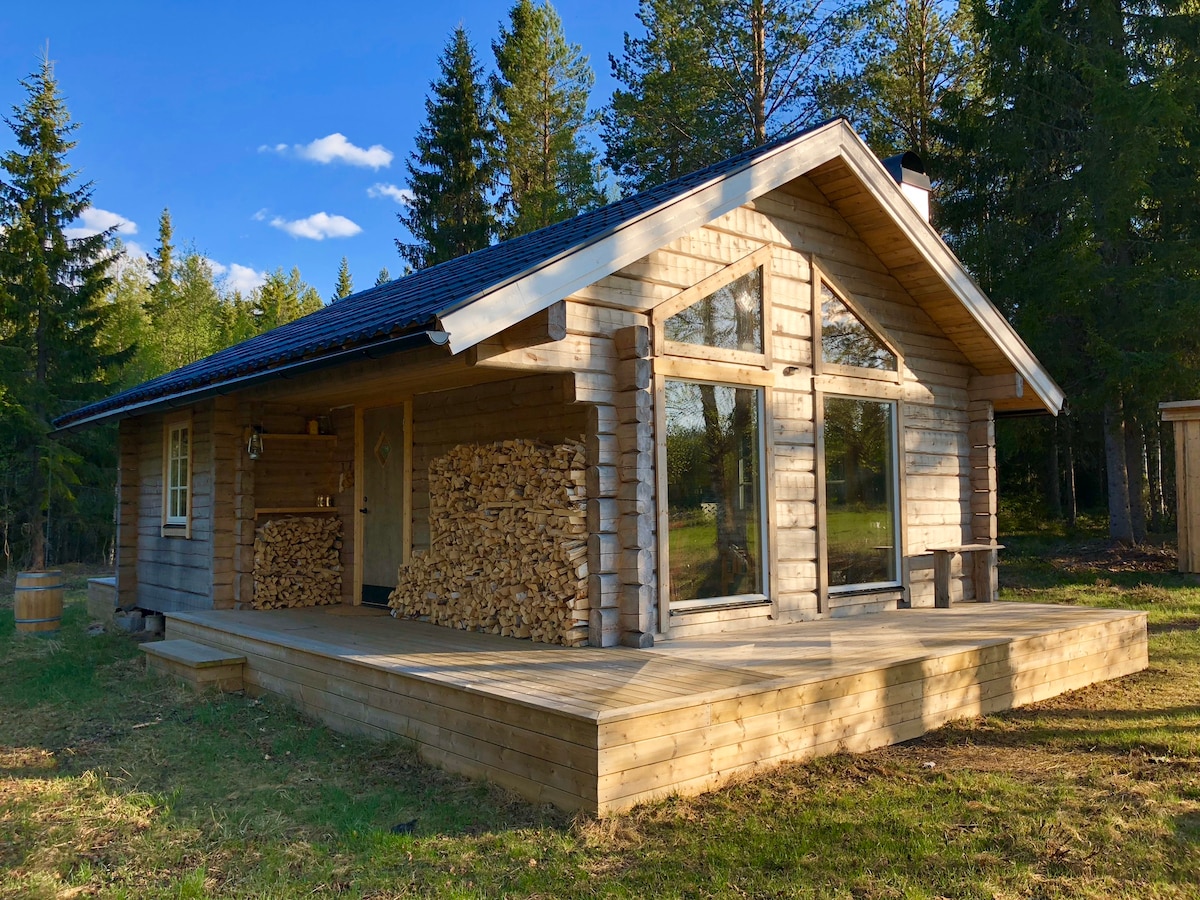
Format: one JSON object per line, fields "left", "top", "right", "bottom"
{"left": 247, "top": 426, "right": 264, "bottom": 460}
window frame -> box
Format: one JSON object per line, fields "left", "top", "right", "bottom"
{"left": 813, "top": 262, "right": 903, "bottom": 386}
{"left": 651, "top": 246, "right": 777, "bottom": 633}
{"left": 161, "top": 412, "right": 193, "bottom": 538}
{"left": 659, "top": 376, "right": 771, "bottom": 614}
{"left": 816, "top": 392, "right": 903, "bottom": 598}
{"left": 810, "top": 259, "right": 906, "bottom": 606}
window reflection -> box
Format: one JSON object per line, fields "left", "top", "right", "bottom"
{"left": 665, "top": 380, "right": 763, "bottom": 603}
{"left": 821, "top": 284, "right": 896, "bottom": 371}
{"left": 665, "top": 269, "right": 763, "bottom": 354}
{"left": 823, "top": 397, "right": 898, "bottom": 587}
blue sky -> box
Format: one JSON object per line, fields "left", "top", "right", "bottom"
{"left": 1, "top": 1, "right": 639, "bottom": 298}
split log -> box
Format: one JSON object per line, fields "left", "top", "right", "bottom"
{"left": 388, "top": 438, "right": 589, "bottom": 646}
{"left": 253, "top": 515, "right": 343, "bottom": 609}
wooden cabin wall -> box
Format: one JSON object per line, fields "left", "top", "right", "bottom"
{"left": 410, "top": 374, "right": 587, "bottom": 551}
{"left": 571, "top": 175, "right": 979, "bottom": 624}
{"left": 132, "top": 403, "right": 215, "bottom": 612}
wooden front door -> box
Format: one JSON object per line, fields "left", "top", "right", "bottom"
{"left": 360, "top": 404, "right": 408, "bottom": 606}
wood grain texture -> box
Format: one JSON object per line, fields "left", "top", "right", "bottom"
{"left": 164, "top": 602, "right": 1146, "bottom": 815}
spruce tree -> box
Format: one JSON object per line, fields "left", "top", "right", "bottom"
{"left": 491, "top": 0, "right": 603, "bottom": 237}
{"left": 374, "top": 266, "right": 392, "bottom": 286}
{"left": 0, "top": 57, "right": 123, "bottom": 568}
{"left": 397, "top": 27, "right": 495, "bottom": 270}
{"left": 332, "top": 255, "right": 354, "bottom": 301}
{"left": 939, "top": 0, "right": 1200, "bottom": 543}
{"left": 253, "top": 268, "right": 323, "bottom": 331}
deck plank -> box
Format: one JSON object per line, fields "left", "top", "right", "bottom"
{"left": 163, "top": 602, "right": 1148, "bottom": 815}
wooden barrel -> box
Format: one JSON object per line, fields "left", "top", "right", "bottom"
{"left": 14, "top": 570, "right": 64, "bottom": 635}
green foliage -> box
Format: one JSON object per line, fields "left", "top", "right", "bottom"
{"left": 491, "top": 0, "right": 604, "bottom": 237}
{"left": 938, "top": 0, "right": 1200, "bottom": 540}
{"left": 332, "top": 255, "right": 353, "bottom": 301}
{"left": 253, "top": 267, "right": 322, "bottom": 332}
{"left": 397, "top": 27, "right": 496, "bottom": 270}
{"left": 605, "top": 0, "right": 856, "bottom": 191}
{"left": 374, "top": 266, "right": 391, "bottom": 286}
{"left": 819, "top": 0, "right": 979, "bottom": 160}
{"left": 0, "top": 56, "right": 127, "bottom": 569}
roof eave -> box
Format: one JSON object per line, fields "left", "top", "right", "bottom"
{"left": 54, "top": 329, "right": 450, "bottom": 433}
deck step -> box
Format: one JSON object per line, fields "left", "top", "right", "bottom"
{"left": 142, "top": 639, "right": 246, "bottom": 692}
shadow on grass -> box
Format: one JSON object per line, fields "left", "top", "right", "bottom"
{"left": 1, "top": 601, "right": 573, "bottom": 850}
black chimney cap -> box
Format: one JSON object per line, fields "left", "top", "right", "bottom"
{"left": 882, "top": 151, "right": 931, "bottom": 190}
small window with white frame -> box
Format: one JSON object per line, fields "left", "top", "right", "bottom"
{"left": 162, "top": 414, "right": 192, "bottom": 534}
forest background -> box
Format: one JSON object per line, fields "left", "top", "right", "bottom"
{"left": 2, "top": 0, "right": 1198, "bottom": 571}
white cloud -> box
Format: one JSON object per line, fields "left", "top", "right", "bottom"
{"left": 252, "top": 208, "right": 269, "bottom": 222}
{"left": 269, "top": 212, "right": 362, "bottom": 241}
{"left": 206, "top": 258, "right": 268, "bottom": 294}
{"left": 65, "top": 207, "right": 138, "bottom": 239}
{"left": 260, "top": 133, "right": 393, "bottom": 170}
{"left": 368, "top": 182, "right": 414, "bottom": 205}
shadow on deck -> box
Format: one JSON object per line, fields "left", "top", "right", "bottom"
{"left": 163, "top": 602, "right": 1147, "bottom": 815}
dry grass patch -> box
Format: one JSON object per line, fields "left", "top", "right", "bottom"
{"left": 2, "top": 546, "right": 1199, "bottom": 898}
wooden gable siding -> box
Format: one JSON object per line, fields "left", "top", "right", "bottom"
{"left": 409, "top": 374, "right": 587, "bottom": 552}
{"left": 132, "top": 403, "right": 215, "bottom": 612}
{"left": 560, "top": 175, "right": 984, "bottom": 625}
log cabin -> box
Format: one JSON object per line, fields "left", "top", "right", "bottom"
{"left": 55, "top": 120, "right": 1144, "bottom": 814}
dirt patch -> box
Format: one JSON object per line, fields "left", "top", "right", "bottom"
{"left": 1043, "top": 539, "right": 1178, "bottom": 575}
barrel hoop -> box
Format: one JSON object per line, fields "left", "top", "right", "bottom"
{"left": 15, "top": 616, "right": 62, "bottom": 624}
{"left": 15, "top": 584, "right": 65, "bottom": 593}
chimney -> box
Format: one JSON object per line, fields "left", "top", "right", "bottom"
{"left": 882, "top": 151, "right": 931, "bottom": 222}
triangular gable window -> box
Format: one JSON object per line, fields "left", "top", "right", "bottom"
{"left": 820, "top": 283, "right": 896, "bottom": 372}
{"left": 664, "top": 268, "right": 764, "bottom": 354}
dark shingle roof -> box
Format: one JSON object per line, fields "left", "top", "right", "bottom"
{"left": 56, "top": 124, "right": 831, "bottom": 430}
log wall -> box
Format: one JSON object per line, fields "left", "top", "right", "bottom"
{"left": 132, "top": 404, "right": 215, "bottom": 612}
{"left": 563, "top": 175, "right": 983, "bottom": 627}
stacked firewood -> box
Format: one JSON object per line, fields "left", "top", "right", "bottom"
{"left": 388, "top": 438, "right": 589, "bottom": 646}
{"left": 253, "top": 515, "right": 344, "bottom": 609}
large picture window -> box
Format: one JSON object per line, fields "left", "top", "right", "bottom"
{"left": 823, "top": 397, "right": 899, "bottom": 589}
{"left": 163, "top": 416, "right": 191, "bottom": 531}
{"left": 665, "top": 379, "right": 764, "bottom": 606}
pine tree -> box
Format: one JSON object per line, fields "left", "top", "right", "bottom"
{"left": 0, "top": 56, "right": 124, "bottom": 568}
{"left": 374, "top": 266, "right": 392, "bottom": 286}
{"left": 397, "top": 27, "right": 495, "bottom": 270}
{"left": 332, "top": 255, "right": 354, "bottom": 301}
{"left": 492, "top": 0, "right": 604, "bottom": 237}
{"left": 605, "top": 0, "right": 856, "bottom": 192}
{"left": 819, "top": 0, "right": 978, "bottom": 160}
{"left": 939, "top": 0, "right": 1200, "bottom": 543}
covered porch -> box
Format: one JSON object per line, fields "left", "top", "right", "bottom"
{"left": 158, "top": 601, "right": 1148, "bottom": 816}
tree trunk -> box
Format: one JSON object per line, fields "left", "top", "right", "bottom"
{"left": 1104, "top": 399, "right": 1135, "bottom": 545}
{"left": 1047, "top": 418, "right": 1063, "bottom": 519}
{"left": 1147, "top": 420, "right": 1165, "bottom": 533}
{"left": 1125, "top": 410, "right": 1147, "bottom": 543}
{"left": 1064, "top": 418, "right": 1078, "bottom": 528}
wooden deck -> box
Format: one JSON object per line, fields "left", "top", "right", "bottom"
{"left": 164, "top": 603, "right": 1147, "bottom": 815}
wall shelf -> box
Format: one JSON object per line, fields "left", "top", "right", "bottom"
{"left": 259, "top": 433, "right": 337, "bottom": 442}
{"left": 255, "top": 507, "right": 341, "bottom": 516}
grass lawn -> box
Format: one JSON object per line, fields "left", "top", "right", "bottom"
{"left": 2, "top": 541, "right": 1198, "bottom": 899}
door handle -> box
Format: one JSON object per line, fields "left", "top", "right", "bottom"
{"left": 360, "top": 495, "right": 369, "bottom": 514}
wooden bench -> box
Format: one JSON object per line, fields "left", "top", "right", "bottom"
{"left": 924, "top": 543, "right": 1005, "bottom": 608}
{"left": 142, "top": 639, "right": 246, "bottom": 692}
